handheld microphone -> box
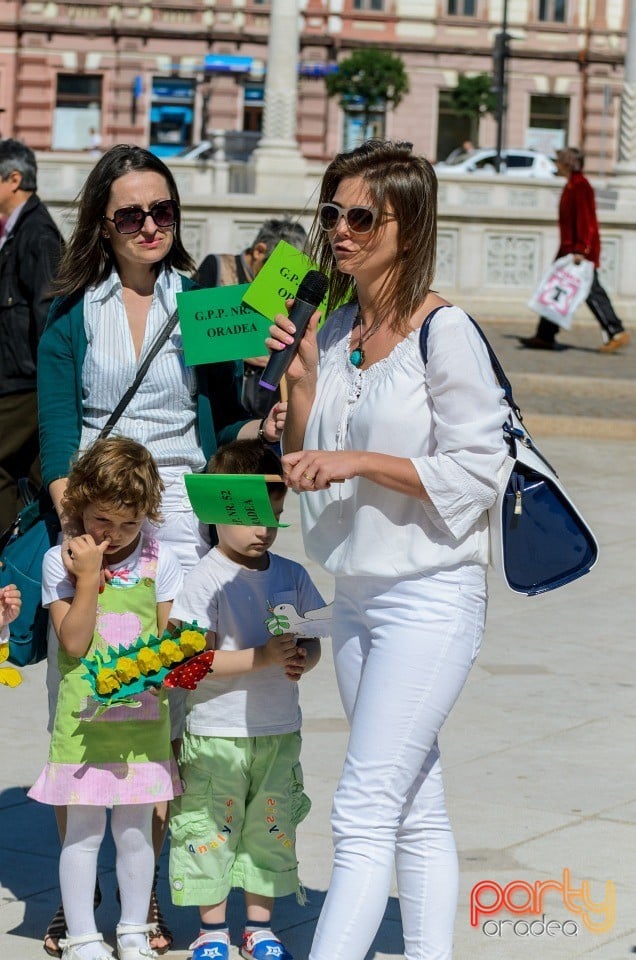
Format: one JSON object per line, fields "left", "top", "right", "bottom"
{"left": 259, "top": 269, "right": 329, "bottom": 392}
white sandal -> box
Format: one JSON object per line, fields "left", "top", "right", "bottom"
{"left": 116, "top": 923, "right": 159, "bottom": 960}
{"left": 59, "top": 932, "right": 114, "bottom": 960}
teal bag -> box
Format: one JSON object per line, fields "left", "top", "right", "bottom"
{"left": 0, "top": 492, "right": 60, "bottom": 666}
{"left": 1, "top": 305, "right": 183, "bottom": 666}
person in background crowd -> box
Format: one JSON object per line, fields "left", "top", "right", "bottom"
{"left": 0, "top": 138, "right": 63, "bottom": 531}
{"left": 86, "top": 127, "right": 103, "bottom": 158}
{"left": 195, "top": 218, "right": 307, "bottom": 419}
{"left": 444, "top": 139, "right": 474, "bottom": 163}
{"left": 519, "top": 146, "right": 630, "bottom": 353}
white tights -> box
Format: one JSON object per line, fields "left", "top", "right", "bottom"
{"left": 309, "top": 567, "right": 487, "bottom": 960}
{"left": 61, "top": 803, "right": 154, "bottom": 956}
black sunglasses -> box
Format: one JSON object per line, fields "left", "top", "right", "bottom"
{"left": 318, "top": 202, "right": 394, "bottom": 235}
{"left": 104, "top": 199, "right": 179, "bottom": 235}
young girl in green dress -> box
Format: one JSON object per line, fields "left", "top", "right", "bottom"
{"left": 29, "top": 437, "right": 298, "bottom": 960}
{"left": 29, "top": 437, "right": 181, "bottom": 960}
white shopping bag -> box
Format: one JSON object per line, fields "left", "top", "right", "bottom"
{"left": 527, "top": 254, "right": 594, "bottom": 330}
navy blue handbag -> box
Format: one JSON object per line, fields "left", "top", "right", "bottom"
{"left": 420, "top": 310, "right": 599, "bottom": 596}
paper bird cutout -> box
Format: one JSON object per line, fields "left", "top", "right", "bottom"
{"left": 264, "top": 601, "right": 333, "bottom": 639}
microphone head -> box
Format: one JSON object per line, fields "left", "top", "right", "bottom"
{"left": 296, "top": 269, "right": 329, "bottom": 306}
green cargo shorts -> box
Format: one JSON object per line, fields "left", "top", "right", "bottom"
{"left": 169, "top": 731, "right": 311, "bottom": 906}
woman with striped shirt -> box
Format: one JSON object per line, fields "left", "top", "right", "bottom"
{"left": 37, "top": 144, "right": 285, "bottom": 958}
{"left": 39, "top": 144, "right": 284, "bottom": 565}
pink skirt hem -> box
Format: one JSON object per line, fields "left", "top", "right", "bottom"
{"left": 28, "top": 759, "right": 182, "bottom": 807}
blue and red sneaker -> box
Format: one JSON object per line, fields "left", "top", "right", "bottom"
{"left": 189, "top": 930, "right": 230, "bottom": 960}
{"left": 240, "top": 929, "right": 294, "bottom": 960}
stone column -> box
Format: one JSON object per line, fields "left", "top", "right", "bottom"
{"left": 253, "top": 0, "right": 308, "bottom": 198}
{"left": 616, "top": 0, "right": 636, "bottom": 174}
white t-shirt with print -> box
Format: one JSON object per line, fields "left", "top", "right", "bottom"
{"left": 169, "top": 547, "right": 325, "bottom": 737}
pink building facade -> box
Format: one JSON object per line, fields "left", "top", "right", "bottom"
{"left": 0, "top": 0, "right": 628, "bottom": 174}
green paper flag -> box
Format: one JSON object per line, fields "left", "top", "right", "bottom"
{"left": 185, "top": 474, "right": 289, "bottom": 527}
{"left": 242, "top": 241, "right": 330, "bottom": 322}
{"left": 176, "top": 284, "right": 271, "bottom": 365}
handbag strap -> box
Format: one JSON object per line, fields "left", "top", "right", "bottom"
{"left": 99, "top": 307, "right": 180, "bottom": 439}
{"left": 419, "top": 305, "right": 521, "bottom": 418}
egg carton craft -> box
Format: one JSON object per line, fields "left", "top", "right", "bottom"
{"left": 81, "top": 623, "right": 213, "bottom": 707}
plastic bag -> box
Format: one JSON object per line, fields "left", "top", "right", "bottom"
{"left": 527, "top": 254, "right": 594, "bottom": 330}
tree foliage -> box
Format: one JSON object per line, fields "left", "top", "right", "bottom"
{"left": 325, "top": 49, "right": 409, "bottom": 124}
{"left": 451, "top": 73, "right": 496, "bottom": 119}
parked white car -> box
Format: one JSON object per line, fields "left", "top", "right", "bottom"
{"left": 435, "top": 148, "right": 557, "bottom": 178}
{"left": 172, "top": 141, "right": 215, "bottom": 161}
{"left": 171, "top": 132, "right": 261, "bottom": 163}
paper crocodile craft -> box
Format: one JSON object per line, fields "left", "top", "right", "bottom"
{"left": 81, "top": 622, "right": 211, "bottom": 711}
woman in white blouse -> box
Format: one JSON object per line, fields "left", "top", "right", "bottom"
{"left": 268, "top": 140, "right": 509, "bottom": 960}
{"left": 37, "top": 144, "right": 284, "bottom": 958}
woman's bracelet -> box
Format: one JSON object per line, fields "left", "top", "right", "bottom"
{"left": 257, "top": 417, "right": 267, "bottom": 442}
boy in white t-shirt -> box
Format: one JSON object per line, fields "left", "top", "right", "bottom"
{"left": 169, "top": 439, "right": 328, "bottom": 960}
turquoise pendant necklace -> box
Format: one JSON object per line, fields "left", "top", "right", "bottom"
{"left": 349, "top": 345, "right": 365, "bottom": 368}
{"left": 349, "top": 310, "right": 367, "bottom": 368}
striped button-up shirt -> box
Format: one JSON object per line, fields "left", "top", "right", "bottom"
{"left": 79, "top": 266, "right": 206, "bottom": 473}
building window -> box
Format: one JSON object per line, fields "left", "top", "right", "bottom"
{"left": 538, "top": 0, "right": 566, "bottom": 22}
{"left": 149, "top": 77, "right": 194, "bottom": 158}
{"left": 353, "top": 0, "right": 385, "bottom": 10}
{"left": 436, "top": 90, "right": 472, "bottom": 162}
{"left": 343, "top": 106, "right": 385, "bottom": 151}
{"left": 243, "top": 82, "right": 264, "bottom": 134}
{"left": 526, "top": 95, "right": 569, "bottom": 154}
{"left": 52, "top": 74, "right": 102, "bottom": 150}
{"left": 447, "top": 0, "right": 476, "bottom": 14}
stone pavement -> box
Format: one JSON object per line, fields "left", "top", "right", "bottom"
{"left": 1, "top": 325, "right": 635, "bottom": 960}
{"left": 479, "top": 315, "right": 636, "bottom": 439}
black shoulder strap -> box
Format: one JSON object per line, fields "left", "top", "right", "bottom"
{"left": 99, "top": 308, "right": 180, "bottom": 439}
{"left": 419, "top": 306, "right": 520, "bottom": 416}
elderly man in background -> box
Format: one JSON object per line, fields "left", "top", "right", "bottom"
{"left": 0, "top": 138, "right": 63, "bottom": 530}
{"left": 196, "top": 217, "right": 307, "bottom": 419}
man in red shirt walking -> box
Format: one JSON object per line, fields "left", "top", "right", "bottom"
{"left": 520, "top": 146, "right": 630, "bottom": 353}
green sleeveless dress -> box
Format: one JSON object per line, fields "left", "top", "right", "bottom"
{"left": 29, "top": 537, "right": 181, "bottom": 807}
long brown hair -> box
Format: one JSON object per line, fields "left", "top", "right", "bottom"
{"left": 307, "top": 139, "right": 438, "bottom": 333}
{"left": 53, "top": 144, "right": 195, "bottom": 297}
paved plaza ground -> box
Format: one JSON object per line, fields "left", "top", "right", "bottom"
{"left": 1, "top": 314, "right": 635, "bottom": 960}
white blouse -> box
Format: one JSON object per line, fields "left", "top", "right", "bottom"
{"left": 80, "top": 267, "right": 206, "bottom": 473}
{"left": 300, "top": 303, "right": 510, "bottom": 578}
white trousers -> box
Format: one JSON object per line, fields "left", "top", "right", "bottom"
{"left": 309, "top": 565, "right": 487, "bottom": 960}
{"left": 143, "top": 465, "right": 211, "bottom": 572}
